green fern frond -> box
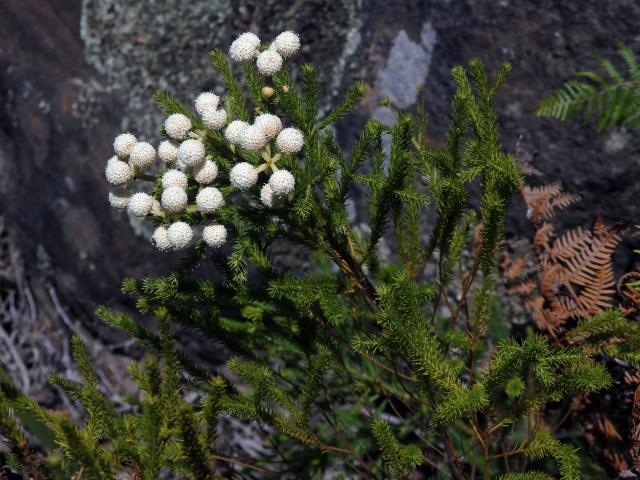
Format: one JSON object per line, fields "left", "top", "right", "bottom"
{"left": 536, "top": 44, "right": 640, "bottom": 131}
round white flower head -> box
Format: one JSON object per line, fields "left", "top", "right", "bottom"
{"left": 229, "top": 32, "right": 260, "bottom": 62}
{"left": 195, "top": 92, "right": 220, "bottom": 116}
{"left": 105, "top": 156, "right": 133, "bottom": 186}
{"left": 128, "top": 192, "right": 154, "bottom": 217}
{"left": 239, "top": 125, "right": 267, "bottom": 151}
{"left": 254, "top": 113, "right": 282, "bottom": 140}
{"left": 162, "top": 169, "right": 188, "bottom": 189}
{"left": 260, "top": 183, "right": 277, "bottom": 208}
{"left": 152, "top": 226, "right": 172, "bottom": 252}
{"left": 113, "top": 133, "right": 137, "bottom": 158}
{"left": 196, "top": 186, "right": 224, "bottom": 213}
{"left": 201, "top": 108, "right": 227, "bottom": 130}
{"left": 108, "top": 191, "right": 130, "bottom": 209}
{"left": 158, "top": 140, "right": 178, "bottom": 164}
{"left": 202, "top": 224, "right": 227, "bottom": 248}
{"left": 129, "top": 142, "right": 156, "bottom": 168}
{"left": 273, "top": 31, "right": 300, "bottom": 58}
{"left": 177, "top": 139, "right": 206, "bottom": 167}
{"left": 224, "top": 120, "right": 249, "bottom": 144}
{"left": 256, "top": 49, "right": 283, "bottom": 76}
{"left": 161, "top": 186, "right": 188, "bottom": 212}
{"left": 175, "top": 159, "right": 188, "bottom": 171}
{"left": 193, "top": 160, "right": 218, "bottom": 184}
{"left": 230, "top": 162, "right": 258, "bottom": 190}
{"left": 269, "top": 169, "right": 295, "bottom": 196}
{"left": 276, "top": 127, "right": 304, "bottom": 154}
{"left": 167, "top": 222, "right": 193, "bottom": 249}
{"left": 164, "top": 113, "right": 192, "bottom": 140}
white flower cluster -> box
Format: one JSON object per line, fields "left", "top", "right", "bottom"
{"left": 229, "top": 31, "right": 300, "bottom": 76}
{"left": 158, "top": 110, "right": 227, "bottom": 251}
{"left": 105, "top": 32, "right": 306, "bottom": 253}
{"left": 106, "top": 109, "right": 227, "bottom": 252}
{"left": 224, "top": 112, "right": 302, "bottom": 206}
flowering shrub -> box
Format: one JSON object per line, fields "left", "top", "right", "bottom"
{"left": 2, "top": 31, "right": 639, "bottom": 480}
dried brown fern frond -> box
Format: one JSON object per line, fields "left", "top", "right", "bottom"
{"left": 504, "top": 254, "right": 530, "bottom": 281}
{"left": 564, "top": 224, "right": 624, "bottom": 316}
{"left": 534, "top": 222, "right": 554, "bottom": 250}
{"left": 608, "top": 452, "right": 629, "bottom": 473}
{"left": 504, "top": 183, "right": 628, "bottom": 334}
{"left": 522, "top": 182, "right": 562, "bottom": 226}
{"left": 550, "top": 226, "right": 591, "bottom": 262}
{"left": 597, "top": 415, "right": 624, "bottom": 441}
{"left": 618, "top": 271, "right": 640, "bottom": 315}
{"left": 550, "top": 191, "right": 581, "bottom": 214}
{"left": 507, "top": 278, "right": 536, "bottom": 295}
{"left": 625, "top": 371, "right": 640, "bottom": 386}
{"left": 538, "top": 263, "right": 569, "bottom": 299}
{"left": 521, "top": 181, "right": 581, "bottom": 227}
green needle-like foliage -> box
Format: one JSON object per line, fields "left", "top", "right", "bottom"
{"left": 1, "top": 40, "right": 636, "bottom": 480}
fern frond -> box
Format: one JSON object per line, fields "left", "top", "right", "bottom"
{"left": 536, "top": 44, "right": 640, "bottom": 131}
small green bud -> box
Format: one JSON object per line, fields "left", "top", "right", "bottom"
{"left": 261, "top": 86, "right": 275, "bottom": 99}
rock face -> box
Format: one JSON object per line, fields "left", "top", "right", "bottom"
{"left": 0, "top": 0, "right": 639, "bottom": 404}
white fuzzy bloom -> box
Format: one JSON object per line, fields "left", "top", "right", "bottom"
{"left": 158, "top": 140, "right": 178, "bottom": 164}
{"left": 269, "top": 169, "right": 295, "bottom": 196}
{"left": 178, "top": 139, "right": 206, "bottom": 167}
{"left": 195, "top": 92, "right": 220, "bottom": 116}
{"left": 239, "top": 125, "right": 267, "bottom": 151}
{"left": 229, "top": 32, "right": 260, "bottom": 62}
{"left": 113, "top": 133, "right": 137, "bottom": 158}
{"left": 193, "top": 160, "right": 218, "bottom": 184}
{"left": 254, "top": 113, "right": 282, "bottom": 140}
{"left": 260, "top": 184, "right": 277, "bottom": 208}
{"left": 164, "top": 113, "right": 192, "bottom": 140}
{"left": 162, "top": 169, "right": 188, "bottom": 189}
{"left": 161, "top": 186, "right": 188, "bottom": 212}
{"left": 108, "top": 191, "right": 130, "bottom": 209}
{"left": 128, "top": 192, "right": 154, "bottom": 217}
{"left": 230, "top": 162, "right": 258, "bottom": 190}
{"left": 276, "top": 127, "right": 304, "bottom": 154}
{"left": 129, "top": 142, "right": 156, "bottom": 168}
{"left": 256, "top": 49, "right": 283, "bottom": 76}
{"left": 273, "top": 31, "right": 300, "bottom": 58}
{"left": 105, "top": 156, "right": 133, "bottom": 186}
{"left": 224, "top": 120, "right": 249, "bottom": 144}
{"left": 196, "top": 187, "right": 224, "bottom": 213}
{"left": 202, "top": 224, "right": 227, "bottom": 248}
{"left": 152, "top": 226, "right": 172, "bottom": 252}
{"left": 167, "top": 222, "right": 193, "bottom": 249}
{"left": 201, "top": 108, "right": 227, "bottom": 130}
{"left": 176, "top": 159, "right": 188, "bottom": 171}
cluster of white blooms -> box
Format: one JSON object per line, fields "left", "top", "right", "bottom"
{"left": 105, "top": 32, "right": 307, "bottom": 253}
{"left": 106, "top": 133, "right": 152, "bottom": 211}
{"left": 106, "top": 106, "right": 227, "bottom": 252}
{"left": 224, "top": 112, "right": 302, "bottom": 205}
{"left": 229, "top": 31, "right": 300, "bottom": 77}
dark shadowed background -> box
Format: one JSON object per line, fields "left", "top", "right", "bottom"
{"left": 0, "top": 0, "right": 638, "bottom": 411}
